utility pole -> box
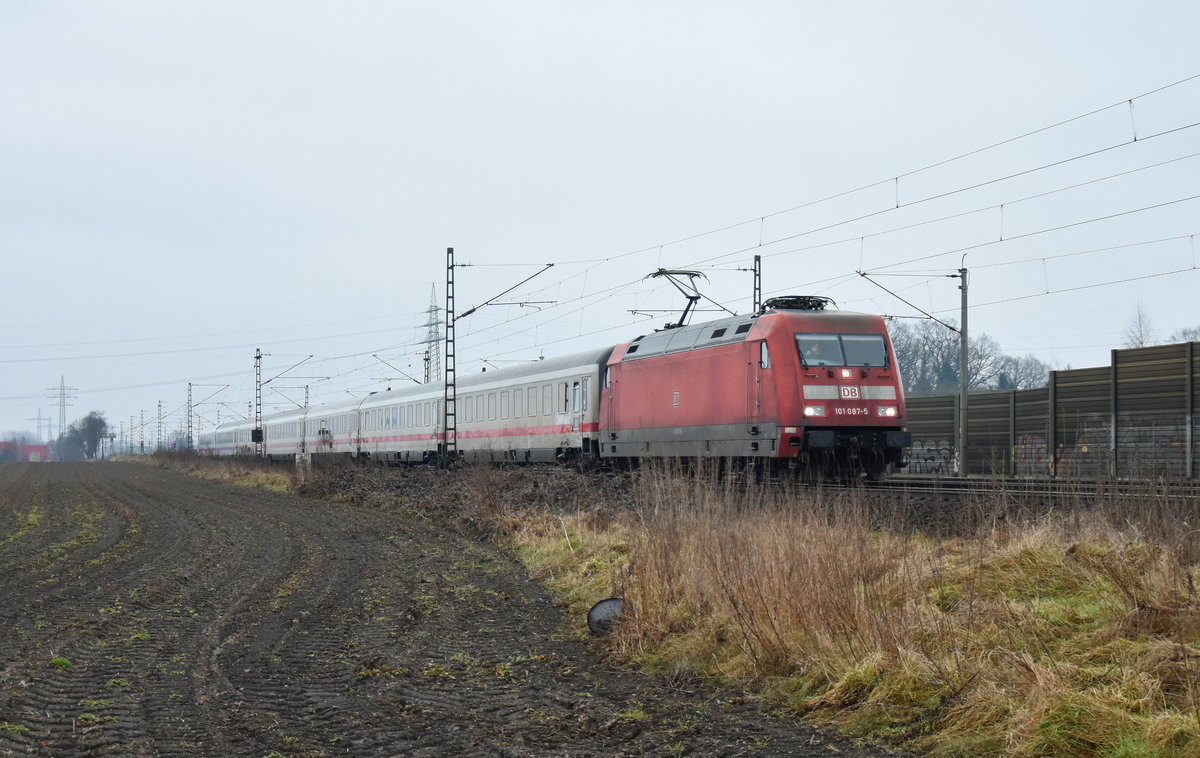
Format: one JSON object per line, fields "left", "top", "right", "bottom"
{"left": 254, "top": 348, "right": 264, "bottom": 457}
{"left": 25, "top": 410, "right": 45, "bottom": 443}
{"left": 187, "top": 383, "right": 194, "bottom": 451}
{"left": 157, "top": 401, "right": 164, "bottom": 452}
{"left": 423, "top": 284, "right": 443, "bottom": 384}
{"left": 753, "top": 254, "right": 762, "bottom": 313}
{"left": 443, "top": 248, "right": 458, "bottom": 462}
{"left": 46, "top": 376, "right": 77, "bottom": 448}
{"left": 956, "top": 267, "right": 969, "bottom": 478}
{"left": 440, "top": 249, "right": 555, "bottom": 465}
{"left": 856, "top": 266, "right": 970, "bottom": 476}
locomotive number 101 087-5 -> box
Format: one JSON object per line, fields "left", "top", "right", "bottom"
{"left": 835, "top": 407, "right": 870, "bottom": 416}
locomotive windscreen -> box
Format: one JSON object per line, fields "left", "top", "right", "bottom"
{"left": 795, "top": 333, "right": 888, "bottom": 367}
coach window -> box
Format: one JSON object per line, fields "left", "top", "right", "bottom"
{"left": 542, "top": 384, "right": 552, "bottom": 415}
{"left": 500, "top": 391, "right": 509, "bottom": 419}
{"left": 463, "top": 397, "right": 472, "bottom": 424}
{"left": 528, "top": 387, "right": 537, "bottom": 415}
{"left": 561, "top": 383, "right": 570, "bottom": 413}
{"left": 488, "top": 392, "right": 497, "bottom": 421}
{"left": 582, "top": 377, "right": 589, "bottom": 411}
{"left": 572, "top": 381, "right": 580, "bottom": 412}
{"left": 513, "top": 389, "right": 523, "bottom": 418}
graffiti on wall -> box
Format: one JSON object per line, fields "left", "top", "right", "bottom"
{"left": 905, "top": 434, "right": 1049, "bottom": 476}
{"left": 1014, "top": 434, "right": 1048, "bottom": 476}
{"left": 907, "top": 438, "right": 953, "bottom": 475}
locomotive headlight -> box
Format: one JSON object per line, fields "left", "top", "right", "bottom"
{"left": 804, "top": 405, "right": 826, "bottom": 417}
{"left": 840, "top": 368, "right": 854, "bottom": 379}
{"left": 877, "top": 405, "right": 899, "bottom": 418}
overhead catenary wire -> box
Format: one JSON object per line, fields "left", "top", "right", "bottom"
{"left": 116, "top": 73, "right": 1200, "bottom": 418}
{"left": 134, "top": 78, "right": 1200, "bottom": 408}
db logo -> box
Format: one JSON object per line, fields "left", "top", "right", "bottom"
{"left": 840, "top": 386, "right": 860, "bottom": 399}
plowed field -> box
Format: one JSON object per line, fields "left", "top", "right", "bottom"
{"left": 0, "top": 462, "right": 888, "bottom": 757}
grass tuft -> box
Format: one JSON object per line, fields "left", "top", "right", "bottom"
{"left": 510, "top": 461, "right": 1200, "bottom": 756}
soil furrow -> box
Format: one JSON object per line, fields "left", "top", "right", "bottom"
{"left": 0, "top": 462, "right": 891, "bottom": 757}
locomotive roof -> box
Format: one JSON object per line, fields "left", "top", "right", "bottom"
{"left": 622, "top": 312, "right": 758, "bottom": 360}
{"left": 620, "top": 305, "right": 885, "bottom": 362}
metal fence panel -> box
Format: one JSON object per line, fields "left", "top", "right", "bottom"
{"left": 904, "top": 342, "right": 1198, "bottom": 480}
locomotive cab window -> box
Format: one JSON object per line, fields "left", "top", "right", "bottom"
{"left": 795, "top": 333, "right": 888, "bottom": 367}
{"left": 842, "top": 334, "right": 889, "bottom": 367}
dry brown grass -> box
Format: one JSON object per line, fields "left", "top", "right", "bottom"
{"left": 150, "top": 451, "right": 302, "bottom": 493}
{"left": 514, "top": 462, "right": 1200, "bottom": 756}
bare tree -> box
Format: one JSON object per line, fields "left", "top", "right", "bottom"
{"left": 1169, "top": 325, "right": 1200, "bottom": 343}
{"left": 888, "top": 320, "right": 1051, "bottom": 395}
{"left": 1122, "top": 301, "right": 1155, "bottom": 348}
{"left": 890, "top": 319, "right": 961, "bottom": 395}
{"left": 995, "top": 354, "right": 1051, "bottom": 390}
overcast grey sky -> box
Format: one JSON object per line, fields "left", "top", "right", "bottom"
{"left": 3, "top": 1, "right": 1198, "bottom": 442}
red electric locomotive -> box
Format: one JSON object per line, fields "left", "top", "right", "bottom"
{"left": 598, "top": 296, "right": 910, "bottom": 478}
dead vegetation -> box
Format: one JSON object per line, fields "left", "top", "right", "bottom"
{"left": 511, "top": 462, "right": 1200, "bottom": 757}
{"left": 155, "top": 453, "right": 1200, "bottom": 755}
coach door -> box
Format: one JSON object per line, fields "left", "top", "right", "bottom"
{"left": 604, "top": 365, "right": 618, "bottom": 451}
